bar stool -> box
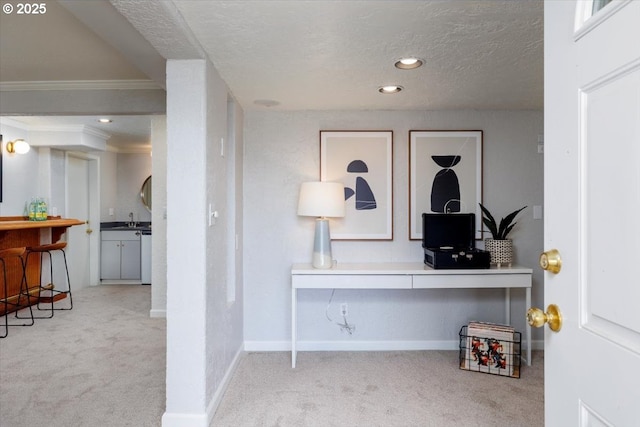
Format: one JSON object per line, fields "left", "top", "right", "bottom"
{"left": 24, "top": 242, "right": 73, "bottom": 318}
{"left": 0, "top": 247, "right": 34, "bottom": 338}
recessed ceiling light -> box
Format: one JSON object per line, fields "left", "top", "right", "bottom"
{"left": 395, "top": 57, "right": 424, "bottom": 70}
{"left": 378, "top": 85, "right": 403, "bottom": 94}
{"left": 98, "top": 118, "right": 112, "bottom": 123}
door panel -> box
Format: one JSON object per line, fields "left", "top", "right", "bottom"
{"left": 66, "top": 155, "right": 90, "bottom": 289}
{"left": 120, "top": 240, "right": 141, "bottom": 280}
{"left": 100, "top": 241, "right": 121, "bottom": 280}
{"left": 544, "top": 1, "right": 640, "bottom": 425}
{"left": 583, "top": 65, "right": 640, "bottom": 352}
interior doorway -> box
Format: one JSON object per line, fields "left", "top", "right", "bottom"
{"left": 66, "top": 152, "right": 100, "bottom": 288}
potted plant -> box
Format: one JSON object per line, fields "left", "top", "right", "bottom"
{"left": 479, "top": 203, "right": 527, "bottom": 267}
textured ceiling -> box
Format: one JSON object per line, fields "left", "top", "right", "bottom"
{"left": 172, "top": 0, "right": 543, "bottom": 111}
{"left": 0, "top": 0, "right": 543, "bottom": 149}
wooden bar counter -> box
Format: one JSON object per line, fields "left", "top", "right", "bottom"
{"left": 0, "top": 216, "right": 84, "bottom": 314}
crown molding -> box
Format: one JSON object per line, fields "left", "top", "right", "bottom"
{"left": 0, "top": 79, "right": 162, "bottom": 92}
{"left": 0, "top": 116, "right": 30, "bottom": 129}
{"left": 0, "top": 119, "right": 111, "bottom": 139}
{"left": 28, "top": 124, "right": 111, "bottom": 140}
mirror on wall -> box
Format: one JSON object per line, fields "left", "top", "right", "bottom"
{"left": 141, "top": 175, "right": 152, "bottom": 212}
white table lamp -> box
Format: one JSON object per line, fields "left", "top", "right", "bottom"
{"left": 297, "top": 182, "right": 345, "bottom": 269}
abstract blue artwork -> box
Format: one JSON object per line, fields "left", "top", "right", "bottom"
{"left": 344, "top": 160, "right": 377, "bottom": 210}
{"left": 320, "top": 131, "right": 393, "bottom": 240}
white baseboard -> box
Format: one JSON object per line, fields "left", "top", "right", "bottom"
{"left": 161, "top": 345, "right": 244, "bottom": 427}
{"left": 99, "top": 280, "right": 142, "bottom": 285}
{"left": 204, "top": 346, "right": 243, "bottom": 426}
{"left": 161, "top": 412, "right": 208, "bottom": 427}
{"left": 246, "top": 340, "right": 456, "bottom": 352}
{"left": 149, "top": 309, "right": 166, "bottom": 318}
{"left": 244, "top": 339, "right": 545, "bottom": 352}
{"left": 244, "top": 340, "right": 291, "bottom": 352}
{"left": 299, "top": 340, "right": 461, "bottom": 351}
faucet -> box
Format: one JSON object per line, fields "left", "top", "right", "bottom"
{"left": 128, "top": 212, "right": 135, "bottom": 228}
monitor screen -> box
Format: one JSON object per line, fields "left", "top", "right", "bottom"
{"left": 422, "top": 213, "right": 475, "bottom": 249}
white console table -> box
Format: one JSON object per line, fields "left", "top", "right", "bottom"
{"left": 291, "top": 262, "right": 532, "bottom": 368}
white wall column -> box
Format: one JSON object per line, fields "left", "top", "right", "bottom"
{"left": 151, "top": 115, "right": 167, "bottom": 317}
{"left": 163, "top": 59, "right": 208, "bottom": 425}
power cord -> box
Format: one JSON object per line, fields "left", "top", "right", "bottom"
{"left": 325, "top": 289, "right": 356, "bottom": 335}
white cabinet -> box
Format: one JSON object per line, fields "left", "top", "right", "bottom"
{"left": 140, "top": 232, "right": 152, "bottom": 284}
{"left": 101, "top": 230, "right": 141, "bottom": 280}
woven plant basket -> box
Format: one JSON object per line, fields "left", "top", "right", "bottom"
{"left": 485, "top": 238, "right": 513, "bottom": 267}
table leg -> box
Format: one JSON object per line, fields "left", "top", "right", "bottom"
{"left": 291, "top": 287, "right": 297, "bottom": 368}
{"left": 505, "top": 288, "right": 511, "bottom": 325}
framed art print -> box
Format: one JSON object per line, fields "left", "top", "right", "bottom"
{"left": 320, "top": 131, "right": 393, "bottom": 240}
{"left": 409, "top": 130, "right": 483, "bottom": 240}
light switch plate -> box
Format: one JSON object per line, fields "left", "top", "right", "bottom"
{"left": 533, "top": 205, "right": 543, "bottom": 220}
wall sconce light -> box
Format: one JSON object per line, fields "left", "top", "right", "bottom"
{"left": 297, "top": 181, "right": 345, "bottom": 269}
{"left": 6, "top": 139, "right": 31, "bottom": 154}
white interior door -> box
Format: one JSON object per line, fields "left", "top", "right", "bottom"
{"left": 544, "top": 1, "right": 640, "bottom": 425}
{"left": 67, "top": 154, "right": 99, "bottom": 289}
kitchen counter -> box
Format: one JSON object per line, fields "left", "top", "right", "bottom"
{"left": 0, "top": 216, "right": 85, "bottom": 242}
{"left": 0, "top": 216, "right": 84, "bottom": 314}
{"left": 0, "top": 216, "right": 85, "bottom": 231}
{"left": 100, "top": 221, "right": 151, "bottom": 233}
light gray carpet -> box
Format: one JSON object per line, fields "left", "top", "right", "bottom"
{"left": 0, "top": 285, "right": 166, "bottom": 427}
{"left": 1, "top": 286, "right": 544, "bottom": 427}
{"left": 212, "top": 351, "right": 543, "bottom": 427}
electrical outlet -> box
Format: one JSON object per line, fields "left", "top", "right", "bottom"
{"left": 340, "top": 303, "right": 348, "bottom": 317}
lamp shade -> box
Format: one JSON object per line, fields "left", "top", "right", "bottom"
{"left": 297, "top": 182, "right": 345, "bottom": 218}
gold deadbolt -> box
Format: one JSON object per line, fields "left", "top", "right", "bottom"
{"left": 540, "top": 249, "right": 562, "bottom": 274}
{"left": 527, "top": 304, "right": 562, "bottom": 332}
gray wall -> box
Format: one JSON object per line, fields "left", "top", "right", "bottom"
{"left": 99, "top": 151, "right": 152, "bottom": 223}
{"left": 0, "top": 121, "right": 41, "bottom": 216}
{"left": 243, "top": 109, "right": 544, "bottom": 348}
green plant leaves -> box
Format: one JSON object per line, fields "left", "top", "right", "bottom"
{"left": 479, "top": 203, "right": 527, "bottom": 240}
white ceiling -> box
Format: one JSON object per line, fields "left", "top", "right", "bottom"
{"left": 173, "top": 0, "right": 543, "bottom": 111}
{"left": 0, "top": 0, "right": 543, "bottom": 149}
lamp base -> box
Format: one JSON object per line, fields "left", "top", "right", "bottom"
{"left": 312, "top": 218, "right": 333, "bottom": 269}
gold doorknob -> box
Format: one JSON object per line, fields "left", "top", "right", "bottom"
{"left": 86, "top": 228, "right": 93, "bottom": 234}
{"left": 527, "top": 304, "right": 562, "bottom": 332}
{"left": 540, "top": 249, "right": 562, "bottom": 274}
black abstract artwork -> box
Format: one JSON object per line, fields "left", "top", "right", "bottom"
{"left": 430, "top": 155, "right": 461, "bottom": 213}
{"left": 344, "top": 159, "right": 376, "bottom": 210}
